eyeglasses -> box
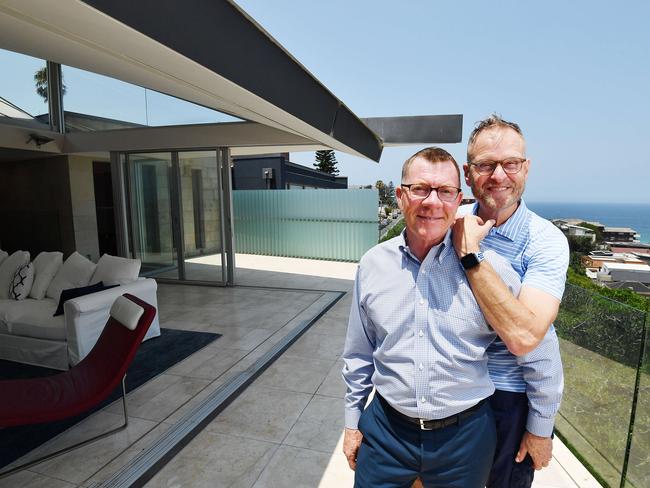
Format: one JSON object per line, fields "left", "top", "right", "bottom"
{"left": 400, "top": 184, "right": 461, "bottom": 202}
{"left": 468, "top": 157, "right": 527, "bottom": 175}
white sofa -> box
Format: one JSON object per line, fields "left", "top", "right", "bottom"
{"left": 0, "top": 251, "right": 161, "bottom": 370}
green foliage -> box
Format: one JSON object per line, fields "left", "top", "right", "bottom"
{"left": 314, "top": 150, "right": 339, "bottom": 175}
{"left": 567, "top": 235, "right": 596, "bottom": 254}
{"left": 375, "top": 180, "right": 396, "bottom": 206}
{"left": 567, "top": 268, "right": 650, "bottom": 311}
{"left": 386, "top": 181, "right": 396, "bottom": 206}
{"left": 380, "top": 220, "right": 405, "bottom": 242}
{"left": 578, "top": 221, "right": 604, "bottom": 241}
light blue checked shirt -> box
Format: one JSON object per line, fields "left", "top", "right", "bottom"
{"left": 343, "top": 228, "right": 563, "bottom": 437}
{"left": 459, "top": 200, "right": 568, "bottom": 398}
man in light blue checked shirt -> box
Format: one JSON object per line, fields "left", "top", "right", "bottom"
{"left": 453, "top": 114, "right": 569, "bottom": 488}
{"left": 342, "top": 147, "right": 563, "bottom": 488}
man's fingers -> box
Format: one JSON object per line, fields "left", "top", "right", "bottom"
{"left": 515, "top": 444, "right": 527, "bottom": 463}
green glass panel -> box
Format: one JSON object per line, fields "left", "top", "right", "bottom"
{"left": 232, "top": 189, "right": 378, "bottom": 261}
{"left": 624, "top": 309, "right": 649, "bottom": 488}
{"left": 555, "top": 284, "right": 646, "bottom": 487}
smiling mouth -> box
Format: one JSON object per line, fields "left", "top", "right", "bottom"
{"left": 417, "top": 215, "right": 443, "bottom": 221}
{"left": 487, "top": 186, "right": 511, "bottom": 192}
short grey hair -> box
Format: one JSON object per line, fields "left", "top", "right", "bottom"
{"left": 467, "top": 114, "right": 524, "bottom": 161}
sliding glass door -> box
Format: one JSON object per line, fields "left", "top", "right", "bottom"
{"left": 124, "top": 149, "right": 229, "bottom": 284}
{"left": 178, "top": 151, "right": 225, "bottom": 282}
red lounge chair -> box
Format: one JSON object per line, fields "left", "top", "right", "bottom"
{"left": 0, "top": 293, "right": 156, "bottom": 478}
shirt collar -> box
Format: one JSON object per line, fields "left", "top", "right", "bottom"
{"left": 398, "top": 228, "right": 452, "bottom": 264}
{"left": 473, "top": 199, "right": 529, "bottom": 242}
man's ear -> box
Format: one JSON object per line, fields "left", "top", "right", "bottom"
{"left": 463, "top": 164, "right": 471, "bottom": 185}
{"left": 395, "top": 186, "right": 404, "bottom": 211}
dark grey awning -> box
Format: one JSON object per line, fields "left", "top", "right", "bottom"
{"left": 0, "top": 0, "right": 382, "bottom": 160}
{"left": 362, "top": 115, "right": 463, "bottom": 146}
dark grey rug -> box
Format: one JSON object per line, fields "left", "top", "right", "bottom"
{"left": 0, "top": 327, "right": 220, "bottom": 469}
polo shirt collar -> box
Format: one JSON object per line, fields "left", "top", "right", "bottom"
{"left": 472, "top": 199, "right": 529, "bottom": 242}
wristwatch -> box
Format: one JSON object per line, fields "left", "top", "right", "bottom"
{"left": 460, "top": 251, "right": 485, "bottom": 270}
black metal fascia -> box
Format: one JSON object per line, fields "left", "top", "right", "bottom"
{"left": 80, "top": 0, "right": 383, "bottom": 161}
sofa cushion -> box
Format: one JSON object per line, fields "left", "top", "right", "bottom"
{"left": 46, "top": 252, "right": 97, "bottom": 303}
{"left": 91, "top": 254, "right": 141, "bottom": 286}
{"left": 0, "top": 251, "right": 30, "bottom": 299}
{"left": 30, "top": 251, "right": 64, "bottom": 300}
{"left": 0, "top": 250, "right": 7, "bottom": 265}
{"left": 5, "top": 298, "right": 65, "bottom": 341}
{"left": 54, "top": 281, "right": 118, "bottom": 316}
{"left": 10, "top": 263, "right": 34, "bottom": 300}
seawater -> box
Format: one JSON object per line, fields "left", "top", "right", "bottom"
{"left": 527, "top": 202, "right": 650, "bottom": 244}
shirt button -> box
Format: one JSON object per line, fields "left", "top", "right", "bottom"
{"left": 421, "top": 396, "right": 427, "bottom": 403}
{"left": 419, "top": 330, "right": 424, "bottom": 337}
{"left": 422, "top": 270, "right": 426, "bottom": 275}
{"left": 419, "top": 363, "right": 424, "bottom": 371}
{"left": 419, "top": 298, "right": 424, "bottom": 305}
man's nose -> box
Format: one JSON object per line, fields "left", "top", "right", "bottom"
{"left": 421, "top": 189, "right": 443, "bottom": 206}
{"left": 490, "top": 163, "right": 508, "bottom": 181}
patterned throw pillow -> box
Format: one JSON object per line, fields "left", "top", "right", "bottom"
{"left": 11, "top": 262, "right": 35, "bottom": 300}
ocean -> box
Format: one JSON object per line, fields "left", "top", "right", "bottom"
{"left": 527, "top": 202, "right": 650, "bottom": 244}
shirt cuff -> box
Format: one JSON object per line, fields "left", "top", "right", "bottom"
{"left": 345, "top": 407, "right": 363, "bottom": 430}
{"left": 526, "top": 412, "right": 555, "bottom": 437}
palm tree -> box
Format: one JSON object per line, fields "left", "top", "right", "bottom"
{"left": 34, "top": 66, "right": 66, "bottom": 103}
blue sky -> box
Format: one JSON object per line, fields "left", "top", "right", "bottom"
{"left": 236, "top": 0, "right": 650, "bottom": 204}
{"left": 2, "top": 1, "right": 648, "bottom": 203}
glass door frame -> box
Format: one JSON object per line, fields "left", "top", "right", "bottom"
{"left": 111, "top": 147, "right": 233, "bottom": 286}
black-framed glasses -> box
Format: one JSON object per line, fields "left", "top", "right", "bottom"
{"left": 468, "top": 157, "right": 527, "bottom": 175}
{"left": 400, "top": 184, "right": 461, "bottom": 202}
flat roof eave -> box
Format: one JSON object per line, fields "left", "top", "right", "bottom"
{"left": 0, "top": 0, "right": 382, "bottom": 161}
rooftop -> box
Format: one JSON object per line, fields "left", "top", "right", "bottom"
{"left": 0, "top": 255, "right": 603, "bottom": 488}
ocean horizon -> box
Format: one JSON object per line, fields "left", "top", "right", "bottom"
{"left": 527, "top": 201, "right": 650, "bottom": 244}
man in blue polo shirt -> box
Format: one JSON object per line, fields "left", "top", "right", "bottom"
{"left": 342, "top": 147, "right": 563, "bottom": 487}
{"left": 453, "top": 115, "right": 569, "bottom": 487}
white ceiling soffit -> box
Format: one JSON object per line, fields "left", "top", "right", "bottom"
{"left": 0, "top": 0, "right": 382, "bottom": 161}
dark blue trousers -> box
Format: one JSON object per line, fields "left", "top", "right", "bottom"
{"left": 354, "top": 396, "right": 496, "bottom": 488}
{"left": 487, "top": 390, "right": 535, "bottom": 488}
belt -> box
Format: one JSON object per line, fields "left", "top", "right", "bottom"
{"left": 377, "top": 395, "right": 487, "bottom": 431}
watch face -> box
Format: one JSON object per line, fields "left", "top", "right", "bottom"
{"left": 461, "top": 253, "right": 480, "bottom": 269}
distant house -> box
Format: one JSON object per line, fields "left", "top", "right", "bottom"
{"left": 553, "top": 221, "right": 597, "bottom": 242}
{"left": 604, "top": 280, "right": 650, "bottom": 296}
{"left": 602, "top": 227, "right": 640, "bottom": 243}
{"left": 597, "top": 262, "right": 650, "bottom": 284}
{"left": 582, "top": 251, "right": 645, "bottom": 270}
{"left": 231, "top": 154, "right": 347, "bottom": 190}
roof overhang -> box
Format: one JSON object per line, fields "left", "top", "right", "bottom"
{"left": 0, "top": 0, "right": 383, "bottom": 160}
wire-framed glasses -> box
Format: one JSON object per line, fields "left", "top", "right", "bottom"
{"left": 468, "top": 157, "right": 526, "bottom": 175}
{"left": 400, "top": 184, "right": 461, "bottom": 202}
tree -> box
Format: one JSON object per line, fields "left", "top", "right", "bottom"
{"left": 375, "top": 180, "right": 386, "bottom": 205}
{"left": 314, "top": 150, "right": 339, "bottom": 175}
{"left": 34, "top": 66, "right": 66, "bottom": 103}
{"left": 386, "top": 181, "right": 396, "bottom": 206}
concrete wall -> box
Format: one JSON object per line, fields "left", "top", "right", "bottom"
{"left": 68, "top": 155, "right": 101, "bottom": 261}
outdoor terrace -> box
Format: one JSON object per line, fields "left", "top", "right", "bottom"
{"left": 0, "top": 254, "right": 635, "bottom": 487}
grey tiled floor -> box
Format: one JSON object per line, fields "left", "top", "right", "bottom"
{"left": 0, "top": 282, "right": 332, "bottom": 488}
{"left": 1, "top": 257, "right": 601, "bottom": 487}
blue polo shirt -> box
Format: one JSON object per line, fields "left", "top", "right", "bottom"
{"left": 459, "top": 199, "right": 569, "bottom": 393}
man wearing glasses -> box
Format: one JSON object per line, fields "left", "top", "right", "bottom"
{"left": 342, "top": 147, "right": 562, "bottom": 487}
{"left": 454, "top": 115, "right": 568, "bottom": 487}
